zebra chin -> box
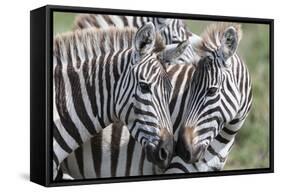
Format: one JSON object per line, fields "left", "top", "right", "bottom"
{"left": 144, "top": 128, "right": 174, "bottom": 170}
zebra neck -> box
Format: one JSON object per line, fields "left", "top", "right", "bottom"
{"left": 84, "top": 49, "right": 134, "bottom": 128}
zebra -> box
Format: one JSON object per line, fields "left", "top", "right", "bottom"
{"left": 59, "top": 22, "right": 252, "bottom": 178}
{"left": 73, "top": 14, "right": 192, "bottom": 44}
{"left": 73, "top": 14, "right": 200, "bottom": 64}
{"left": 53, "top": 22, "right": 189, "bottom": 179}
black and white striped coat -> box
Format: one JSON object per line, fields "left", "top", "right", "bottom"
{"left": 73, "top": 14, "right": 200, "bottom": 64}
{"left": 53, "top": 23, "right": 184, "bottom": 179}
{"left": 60, "top": 23, "right": 252, "bottom": 179}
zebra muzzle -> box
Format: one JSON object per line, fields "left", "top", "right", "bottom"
{"left": 145, "top": 129, "right": 174, "bottom": 170}
{"left": 176, "top": 126, "right": 208, "bottom": 163}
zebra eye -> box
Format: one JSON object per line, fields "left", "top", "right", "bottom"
{"left": 206, "top": 87, "right": 218, "bottom": 96}
{"left": 139, "top": 82, "right": 151, "bottom": 93}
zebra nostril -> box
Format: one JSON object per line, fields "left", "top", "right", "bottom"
{"left": 185, "top": 149, "right": 191, "bottom": 162}
{"left": 159, "top": 147, "right": 168, "bottom": 161}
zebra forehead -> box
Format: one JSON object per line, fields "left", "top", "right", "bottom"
{"left": 195, "top": 22, "right": 242, "bottom": 54}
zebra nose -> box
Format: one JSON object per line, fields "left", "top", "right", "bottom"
{"left": 175, "top": 126, "right": 204, "bottom": 163}
{"left": 159, "top": 146, "right": 168, "bottom": 161}
{"left": 145, "top": 128, "right": 174, "bottom": 169}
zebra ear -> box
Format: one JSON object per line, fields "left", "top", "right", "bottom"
{"left": 159, "top": 40, "right": 189, "bottom": 64}
{"left": 221, "top": 26, "right": 239, "bottom": 60}
{"left": 134, "top": 22, "right": 156, "bottom": 56}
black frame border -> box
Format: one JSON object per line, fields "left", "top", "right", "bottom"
{"left": 30, "top": 4, "right": 274, "bottom": 187}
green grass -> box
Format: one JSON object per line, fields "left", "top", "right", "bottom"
{"left": 53, "top": 13, "right": 270, "bottom": 170}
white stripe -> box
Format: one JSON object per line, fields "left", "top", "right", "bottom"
{"left": 130, "top": 143, "right": 142, "bottom": 176}
{"left": 116, "top": 126, "right": 130, "bottom": 176}
{"left": 110, "top": 15, "right": 124, "bottom": 27}
{"left": 83, "top": 140, "right": 97, "bottom": 178}
{"left": 53, "top": 139, "right": 69, "bottom": 164}
{"left": 66, "top": 151, "right": 83, "bottom": 179}
{"left": 53, "top": 57, "right": 78, "bottom": 150}
{"left": 60, "top": 43, "right": 92, "bottom": 142}
{"left": 126, "top": 16, "right": 134, "bottom": 27}
{"left": 96, "top": 15, "right": 110, "bottom": 28}
{"left": 100, "top": 127, "right": 112, "bottom": 178}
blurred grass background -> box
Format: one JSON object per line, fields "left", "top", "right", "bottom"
{"left": 53, "top": 13, "right": 270, "bottom": 170}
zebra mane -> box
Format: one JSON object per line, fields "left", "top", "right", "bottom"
{"left": 195, "top": 22, "right": 242, "bottom": 55}
{"left": 73, "top": 14, "right": 96, "bottom": 30}
{"left": 54, "top": 26, "right": 165, "bottom": 59}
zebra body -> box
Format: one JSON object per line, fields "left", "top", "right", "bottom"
{"left": 53, "top": 23, "right": 181, "bottom": 179}
{"left": 61, "top": 23, "right": 252, "bottom": 179}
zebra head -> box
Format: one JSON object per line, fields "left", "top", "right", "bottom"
{"left": 176, "top": 23, "right": 243, "bottom": 163}
{"left": 115, "top": 22, "right": 174, "bottom": 169}
{"left": 155, "top": 18, "right": 191, "bottom": 45}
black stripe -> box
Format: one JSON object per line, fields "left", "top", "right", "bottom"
{"left": 53, "top": 152, "right": 59, "bottom": 167}
{"left": 54, "top": 58, "right": 83, "bottom": 145}
{"left": 223, "top": 127, "right": 238, "bottom": 135}
{"left": 137, "top": 128, "right": 159, "bottom": 144}
{"left": 139, "top": 149, "right": 146, "bottom": 175}
{"left": 89, "top": 16, "right": 100, "bottom": 28}
{"left": 112, "top": 50, "right": 124, "bottom": 106}
{"left": 130, "top": 119, "right": 158, "bottom": 134}
{"left": 133, "top": 17, "right": 138, "bottom": 27}
{"left": 83, "top": 46, "right": 98, "bottom": 116}
{"left": 201, "top": 158, "right": 217, "bottom": 171}
{"left": 200, "top": 106, "right": 227, "bottom": 123}
{"left": 118, "top": 76, "right": 135, "bottom": 118}
{"left": 173, "top": 84, "right": 189, "bottom": 132}
{"left": 53, "top": 123, "right": 72, "bottom": 153}
{"left": 125, "top": 136, "right": 135, "bottom": 176}
{"left": 226, "top": 78, "right": 239, "bottom": 104}
{"left": 120, "top": 15, "right": 129, "bottom": 26}
{"left": 124, "top": 103, "right": 134, "bottom": 124}
{"left": 105, "top": 43, "right": 114, "bottom": 123}
{"left": 103, "top": 15, "right": 115, "bottom": 26}
{"left": 196, "top": 126, "right": 216, "bottom": 136}
{"left": 73, "top": 36, "right": 82, "bottom": 69}
{"left": 221, "top": 98, "right": 233, "bottom": 120}
{"left": 192, "top": 163, "right": 199, "bottom": 171}
{"left": 168, "top": 162, "right": 190, "bottom": 173}
{"left": 197, "top": 116, "right": 221, "bottom": 127}
{"left": 204, "top": 94, "right": 220, "bottom": 106}
{"left": 229, "top": 118, "right": 240, "bottom": 124}
{"left": 134, "top": 94, "right": 154, "bottom": 106}
{"left": 111, "top": 123, "right": 123, "bottom": 177}
{"left": 63, "top": 158, "right": 70, "bottom": 174}
{"left": 169, "top": 67, "right": 189, "bottom": 114}
{"left": 67, "top": 52, "right": 96, "bottom": 135}
{"left": 98, "top": 44, "right": 106, "bottom": 126}
{"left": 74, "top": 146, "right": 85, "bottom": 178}
{"left": 207, "top": 145, "right": 226, "bottom": 162}
{"left": 90, "top": 133, "right": 102, "bottom": 178}
{"left": 133, "top": 107, "right": 157, "bottom": 119}
{"left": 216, "top": 134, "right": 230, "bottom": 144}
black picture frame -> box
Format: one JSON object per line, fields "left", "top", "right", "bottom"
{"left": 30, "top": 4, "right": 274, "bottom": 187}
